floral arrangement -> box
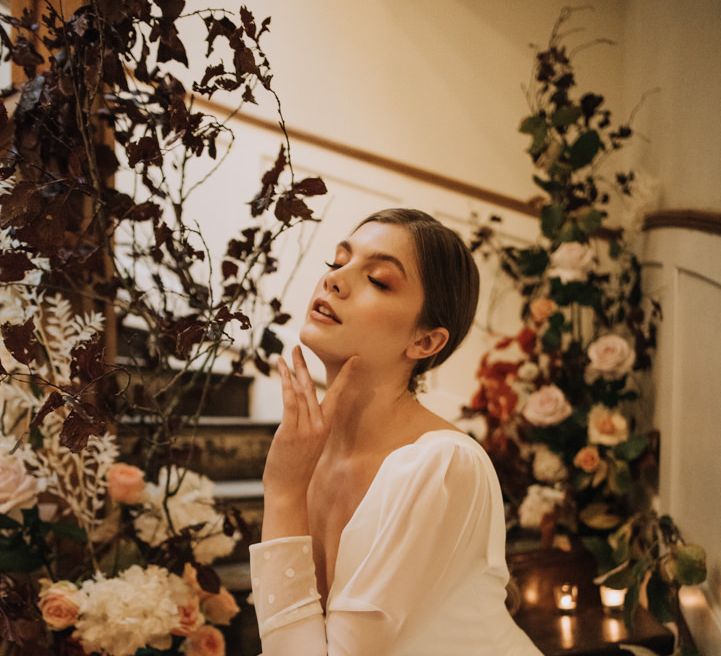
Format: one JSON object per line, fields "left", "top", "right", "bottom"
{"left": 464, "top": 7, "right": 706, "bottom": 650}
{"left": 0, "top": 1, "right": 327, "bottom": 653}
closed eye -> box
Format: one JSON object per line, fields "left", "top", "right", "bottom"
{"left": 324, "top": 261, "right": 389, "bottom": 290}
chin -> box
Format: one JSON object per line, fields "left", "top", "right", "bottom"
{"left": 299, "top": 321, "right": 349, "bottom": 365}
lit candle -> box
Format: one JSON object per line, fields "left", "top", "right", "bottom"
{"left": 560, "top": 615, "right": 575, "bottom": 649}
{"left": 599, "top": 585, "right": 626, "bottom": 612}
{"left": 553, "top": 583, "right": 578, "bottom": 612}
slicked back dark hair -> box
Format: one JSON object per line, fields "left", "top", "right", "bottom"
{"left": 351, "top": 208, "right": 480, "bottom": 394}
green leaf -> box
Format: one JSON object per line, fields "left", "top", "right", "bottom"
{"left": 541, "top": 326, "right": 561, "bottom": 352}
{"left": 580, "top": 502, "right": 622, "bottom": 529}
{"left": 548, "top": 312, "right": 565, "bottom": 329}
{"left": 646, "top": 569, "right": 674, "bottom": 623}
{"left": 569, "top": 130, "right": 601, "bottom": 169}
{"left": 518, "top": 248, "right": 549, "bottom": 276}
{"left": 608, "top": 459, "right": 632, "bottom": 495}
{"left": 529, "top": 123, "right": 549, "bottom": 156}
{"left": 552, "top": 105, "right": 582, "bottom": 127}
{"left": 557, "top": 220, "right": 582, "bottom": 242}
{"left": 50, "top": 522, "right": 88, "bottom": 543}
{"left": 0, "top": 544, "right": 44, "bottom": 573}
{"left": 532, "top": 175, "right": 562, "bottom": 193}
{"left": 519, "top": 115, "right": 545, "bottom": 134}
{"left": 582, "top": 536, "right": 614, "bottom": 573}
{"left": 577, "top": 208, "right": 605, "bottom": 235}
{"left": 541, "top": 205, "right": 564, "bottom": 239}
{"left": 623, "top": 580, "right": 640, "bottom": 632}
{"left": 0, "top": 514, "right": 22, "bottom": 530}
{"left": 609, "top": 239, "right": 621, "bottom": 259}
{"left": 614, "top": 435, "right": 649, "bottom": 461}
{"left": 673, "top": 544, "right": 707, "bottom": 585}
{"left": 604, "top": 565, "right": 636, "bottom": 589}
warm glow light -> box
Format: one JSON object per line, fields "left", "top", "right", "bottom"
{"left": 554, "top": 583, "right": 578, "bottom": 612}
{"left": 560, "top": 614, "right": 575, "bottom": 649}
{"left": 600, "top": 585, "right": 626, "bottom": 611}
{"left": 603, "top": 617, "right": 623, "bottom": 642}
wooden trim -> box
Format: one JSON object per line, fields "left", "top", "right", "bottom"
{"left": 192, "top": 95, "right": 541, "bottom": 219}
{"left": 643, "top": 209, "right": 721, "bottom": 236}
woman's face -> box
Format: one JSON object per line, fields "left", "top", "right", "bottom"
{"left": 299, "top": 221, "right": 427, "bottom": 372}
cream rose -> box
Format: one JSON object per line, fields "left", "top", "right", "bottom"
{"left": 547, "top": 242, "right": 595, "bottom": 283}
{"left": 517, "top": 361, "right": 540, "bottom": 382}
{"left": 532, "top": 445, "right": 568, "bottom": 483}
{"left": 38, "top": 580, "right": 80, "bottom": 630}
{"left": 0, "top": 453, "right": 39, "bottom": 516}
{"left": 573, "top": 446, "right": 601, "bottom": 473}
{"left": 530, "top": 298, "right": 557, "bottom": 324}
{"left": 186, "top": 625, "right": 226, "bottom": 656}
{"left": 518, "top": 485, "right": 565, "bottom": 529}
{"left": 202, "top": 587, "right": 240, "bottom": 626}
{"left": 522, "top": 384, "right": 572, "bottom": 426}
{"left": 107, "top": 463, "right": 145, "bottom": 504}
{"left": 588, "top": 404, "right": 629, "bottom": 446}
{"left": 586, "top": 334, "right": 635, "bottom": 382}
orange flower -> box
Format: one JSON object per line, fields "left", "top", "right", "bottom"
{"left": 574, "top": 446, "right": 601, "bottom": 473}
{"left": 202, "top": 587, "right": 240, "bottom": 625}
{"left": 107, "top": 463, "right": 145, "bottom": 504}
{"left": 530, "top": 298, "right": 557, "bottom": 324}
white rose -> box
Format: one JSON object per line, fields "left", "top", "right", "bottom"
{"left": 547, "top": 242, "right": 595, "bottom": 283}
{"left": 522, "top": 384, "right": 573, "bottom": 426}
{"left": 532, "top": 445, "right": 568, "bottom": 483}
{"left": 518, "top": 484, "right": 565, "bottom": 529}
{"left": 585, "top": 334, "right": 635, "bottom": 382}
{"left": 0, "top": 453, "right": 39, "bottom": 516}
{"left": 588, "top": 404, "right": 629, "bottom": 446}
{"left": 517, "top": 361, "right": 540, "bottom": 382}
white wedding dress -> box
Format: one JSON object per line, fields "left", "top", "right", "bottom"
{"left": 249, "top": 428, "right": 544, "bottom": 655}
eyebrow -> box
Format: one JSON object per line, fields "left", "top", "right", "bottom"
{"left": 337, "top": 240, "right": 407, "bottom": 279}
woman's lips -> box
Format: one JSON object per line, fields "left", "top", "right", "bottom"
{"left": 310, "top": 309, "right": 341, "bottom": 324}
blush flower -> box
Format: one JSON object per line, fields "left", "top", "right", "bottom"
{"left": 518, "top": 485, "right": 565, "bottom": 529}
{"left": 585, "top": 334, "right": 635, "bottom": 382}
{"left": 186, "top": 625, "right": 226, "bottom": 656}
{"left": 532, "top": 445, "right": 568, "bottom": 483}
{"left": 522, "top": 384, "right": 572, "bottom": 426}
{"left": 202, "top": 587, "right": 240, "bottom": 626}
{"left": 107, "top": 463, "right": 145, "bottom": 504}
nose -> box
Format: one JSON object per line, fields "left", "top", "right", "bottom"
{"left": 324, "top": 266, "right": 348, "bottom": 297}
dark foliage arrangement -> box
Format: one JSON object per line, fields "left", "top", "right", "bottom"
{"left": 0, "top": 2, "right": 327, "bottom": 653}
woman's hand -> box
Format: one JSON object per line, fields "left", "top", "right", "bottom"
{"left": 262, "top": 345, "right": 359, "bottom": 503}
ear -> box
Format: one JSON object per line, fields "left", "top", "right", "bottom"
{"left": 405, "top": 326, "right": 449, "bottom": 363}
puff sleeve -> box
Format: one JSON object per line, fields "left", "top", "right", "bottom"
{"left": 249, "top": 440, "right": 499, "bottom": 656}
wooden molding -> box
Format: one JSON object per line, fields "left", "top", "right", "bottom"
{"left": 643, "top": 209, "right": 721, "bottom": 236}
{"left": 191, "top": 95, "right": 541, "bottom": 219}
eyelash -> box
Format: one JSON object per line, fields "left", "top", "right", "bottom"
{"left": 324, "top": 261, "right": 388, "bottom": 290}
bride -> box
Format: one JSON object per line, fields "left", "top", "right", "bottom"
{"left": 249, "top": 208, "right": 543, "bottom": 655}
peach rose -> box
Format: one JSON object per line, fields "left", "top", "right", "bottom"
{"left": 38, "top": 580, "right": 80, "bottom": 630}
{"left": 172, "top": 595, "right": 204, "bottom": 637}
{"left": 548, "top": 242, "right": 595, "bottom": 283}
{"left": 585, "top": 334, "right": 635, "bottom": 382}
{"left": 186, "top": 625, "right": 225, "bottom": 656}
{"left": 522, "top": 384, "right": 572, "bottom": 426}
{"left": 574, "top": 446, "right": 601, "bottom": 473}
{"left": 530, "top": 298, "right": 557, "bottom": 324}
{"left": 588, "top": 404, "right": 629, "bottom": 446}
{"left": 183, "top": 563, "right": 213, "bottom": 602}
{"left": 107, "top": 463, "right": 145, "bottom": 504}
{"left": 202, "top": 587, "right": 240, "bottom": 626}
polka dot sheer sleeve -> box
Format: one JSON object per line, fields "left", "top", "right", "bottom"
{"left": 249, "top": 534, "right": 326, "bottom": 646}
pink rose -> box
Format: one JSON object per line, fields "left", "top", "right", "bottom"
{"left": 586, "top": 334, "right": 635, "bottom": 382}
{"left": 548, "top": 242, "right": 595, "bottom": 283}
{"left": 202, "top": 587, "right": 240, "bottom": 625}
{"left": 38, "top": 580, "right": 80, "bottom": 630}
{"left": 0, "top": 454, "right": 39, "bottom": 515}
{"left": 529, "top": 298, "right": 557, "bottom": 324}
{"left": 186, "top": 625, "right": 226, "bottom": 656}
{"left": 574, "top": 446, "right": 601, "bottom": 473}
{"left": 172, "top": 595, "right": 204, "bottom": 637}
{"left": 107, "top": 463, "right": 145, "bottom": 504}
{"left": 522, "top": 384, "right": 572, "bottom": 426}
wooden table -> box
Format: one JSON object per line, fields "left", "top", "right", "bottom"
{"left": 508, "top": 545, "right": 675, "bottom": 655}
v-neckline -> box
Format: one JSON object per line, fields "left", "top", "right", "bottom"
{"left": 324, "top": 428, "right": 467, "bottom": 608}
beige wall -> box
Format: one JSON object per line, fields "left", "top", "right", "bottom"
{"left": 621, "top": 0, "right": 721, "bottom": 211}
